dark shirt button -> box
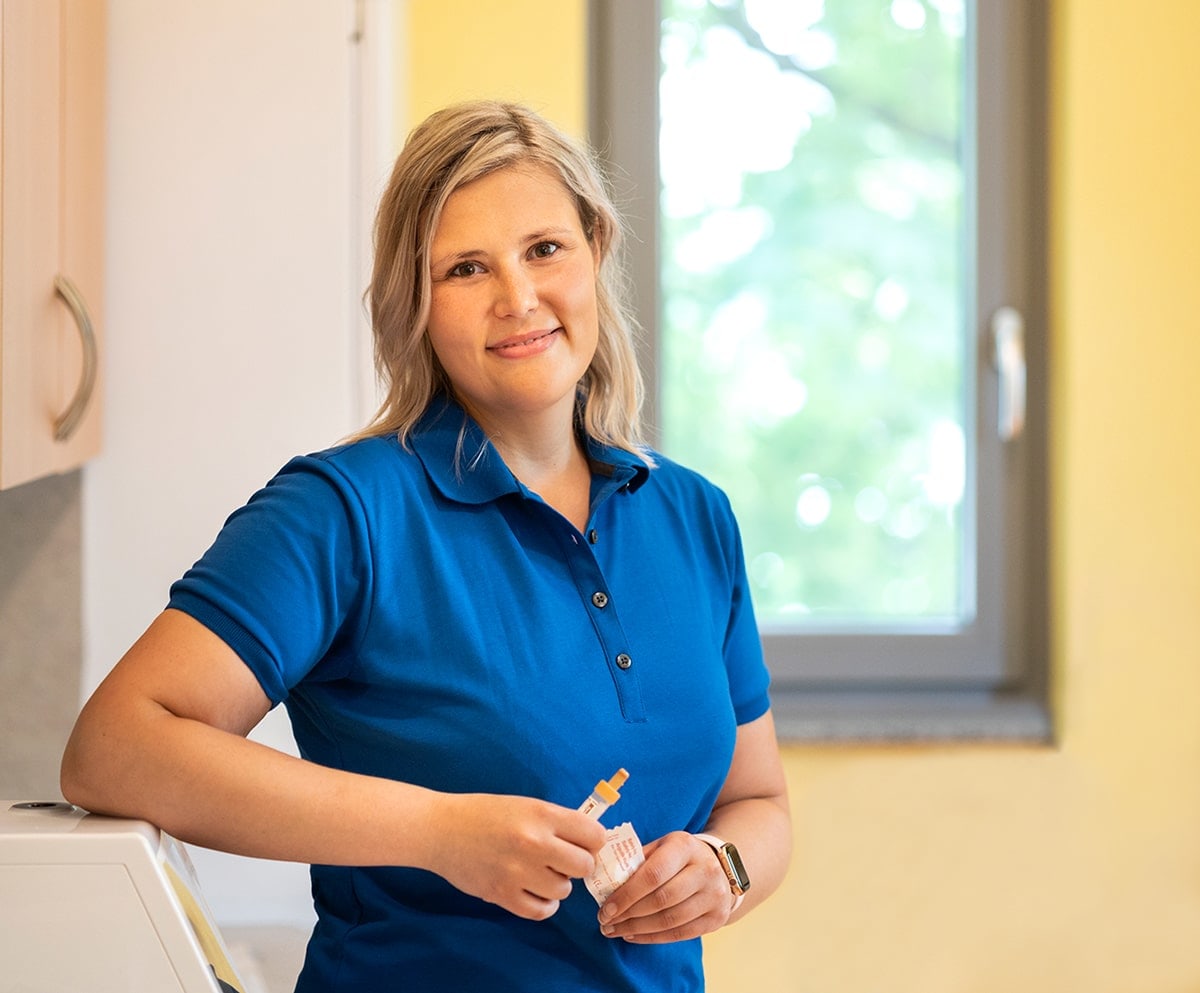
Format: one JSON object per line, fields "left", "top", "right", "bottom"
{"left": 615, "top": 653, "right": 633, "bottom": 670}
{"left": 592, "top": 591, "right": 609, "bottom": 609}
{"left": 588, "top": 529, "right": 599, "bottom": 544}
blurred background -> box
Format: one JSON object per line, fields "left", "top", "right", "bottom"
{"left": 2, "top": 1, "right": 1198, "bottom": 990}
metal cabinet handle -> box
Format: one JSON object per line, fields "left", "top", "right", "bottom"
{"left": 990, "top": 306, "right": 1026, "bottom": 442}
{"left": 52, "top": 274, "right": 99, "bottom": 442}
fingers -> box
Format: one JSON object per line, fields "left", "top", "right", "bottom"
{"left": 511, "top": 883, "right": 569, "bottom": 922}
{"left": 597, "top": 832, "right": 733, "bottom": 943}
{"left": 557, "top": 808, "right": 609, "bottom": 857}
{"left": 427, "top": 793, "right": 606, "bottom": 922}
{"left": 509, "top": 811, "right": 606, "bottom": 920}
{"left": 547, "top": 815, "right": 608, "bottom": 876}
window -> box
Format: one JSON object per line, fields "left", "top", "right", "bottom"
{"left": 589, "top": 0, "right": 1048, "bottom": 739}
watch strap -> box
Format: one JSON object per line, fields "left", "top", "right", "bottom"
{"left": 694, "top": 832, "right": 747, "bottom": 912}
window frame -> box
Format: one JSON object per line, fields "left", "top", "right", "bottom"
{"left": 588, "top": 0, "right": 1050, "bottom": 740}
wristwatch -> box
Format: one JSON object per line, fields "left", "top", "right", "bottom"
{"left": 694, "top": 833, "right": 750, "bottom": 911}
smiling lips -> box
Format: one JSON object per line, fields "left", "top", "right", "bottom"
{"left": 487, "top": 327, "right": 562, "bottom": 356}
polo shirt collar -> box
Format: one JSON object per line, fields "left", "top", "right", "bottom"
{"left": 410, "top": 396, "right": 650, "bottom": 506}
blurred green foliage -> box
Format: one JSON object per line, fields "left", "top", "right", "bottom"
{"left": 658, "top": 0, "right": 969, "bottom": 624}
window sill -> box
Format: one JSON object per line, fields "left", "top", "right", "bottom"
{"left": 770, "top": 688, "right": 1052, "bottom": 744}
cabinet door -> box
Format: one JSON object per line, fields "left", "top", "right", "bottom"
{"left": 1, "top": 0, "right": 105, "bottom": 490}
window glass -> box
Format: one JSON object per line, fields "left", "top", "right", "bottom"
{"left": 658, "top": 0, "right": 970, "bottom": 629}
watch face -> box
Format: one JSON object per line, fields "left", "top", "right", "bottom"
{"left": 721, "top": 842, "right": 751, "bottom": 892}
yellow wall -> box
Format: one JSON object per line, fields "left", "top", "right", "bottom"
{"left": 402, "top": 0, "right": 587, "bottom": 139}
{"left": 402, "top": 2, "right": 1200, "bottom": 989}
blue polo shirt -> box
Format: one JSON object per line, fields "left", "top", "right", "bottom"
{"left": 169, "top": 398, "right": 770, "bottom": 992}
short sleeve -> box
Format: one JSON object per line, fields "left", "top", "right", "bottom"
{"left": 718, "top": 498, "right": 772, "bottom": 726}
{"left": 168, "top": 455, "right": 372, "bottom": 704}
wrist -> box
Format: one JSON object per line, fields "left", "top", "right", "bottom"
{"left": 387, "top": 780, "right": 447, "bottom": 873}
{"left": 694, "top": 832, "right": 749, "bottom": 912}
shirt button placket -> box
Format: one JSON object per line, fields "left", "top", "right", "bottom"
{"left": 561, "top": 522, "right": 645, "bottom": 721}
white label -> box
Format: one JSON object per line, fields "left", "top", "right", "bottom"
{"left": 584, "top": 822, "right": 645, "bottom": 905}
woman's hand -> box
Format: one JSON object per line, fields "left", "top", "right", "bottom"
{"left": 425, "top": 793, "right": 608, "bottom": 921}
{"left": 596, "top": 710, "right": 793, "bottom": 943}
{"left": 595, "top": 831, "right": 735, "bottom": 943}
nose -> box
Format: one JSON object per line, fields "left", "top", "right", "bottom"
{"left": 494, "top": 265, "right": 538, "bottom": 318}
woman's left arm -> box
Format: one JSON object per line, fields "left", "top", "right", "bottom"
{"left": 597, "top": 710, "right": 792, "bottom": 943}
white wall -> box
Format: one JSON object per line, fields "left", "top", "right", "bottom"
{"left": 84, "top": 0, "right": 391, "bottom": 926}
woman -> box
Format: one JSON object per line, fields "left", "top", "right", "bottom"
{"left": 62, "top": 101, "right": 791, "bottom": 992}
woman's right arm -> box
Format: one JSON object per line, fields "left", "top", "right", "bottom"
{"left": 61, "top": 608, "right": 604, "bottom": 920}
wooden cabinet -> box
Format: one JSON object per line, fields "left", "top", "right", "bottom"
{"left": 1, "top": 0, "right": 105, "bottom": 490}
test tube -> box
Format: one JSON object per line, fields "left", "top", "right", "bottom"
{"left": 578, "top": 768, "right": 629, "bottom": 819}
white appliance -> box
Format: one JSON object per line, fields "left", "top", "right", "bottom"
{"left": 0, "top": 800, "right": 246, "bottom": 992}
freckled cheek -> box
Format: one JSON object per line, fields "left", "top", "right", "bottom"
{"left": 576, "top": 292, "right": 601, "bottom": 351}
{"left": 427, "top": 292, "right": 486, "bottom": 357}
{"left": 556, "top": 267, "right": 601, "bottom": 333}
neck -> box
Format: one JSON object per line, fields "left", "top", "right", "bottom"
{"left": 492, "top": 417, "right": 589, "bottom": 506}
{"left": 464, "top": 398, "right": 592, "bottom": 530}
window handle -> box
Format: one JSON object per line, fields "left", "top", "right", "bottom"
{"left": 990, "top": 306, "right": 1026, "bottom": 441}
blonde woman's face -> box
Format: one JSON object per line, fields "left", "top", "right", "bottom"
{"left": 425, "top": 164, "right": 599, "bottom": 435}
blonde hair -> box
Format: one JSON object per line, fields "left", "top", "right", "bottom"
{"left": 355, "top": 100, "right": 650, "bottom": 461}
